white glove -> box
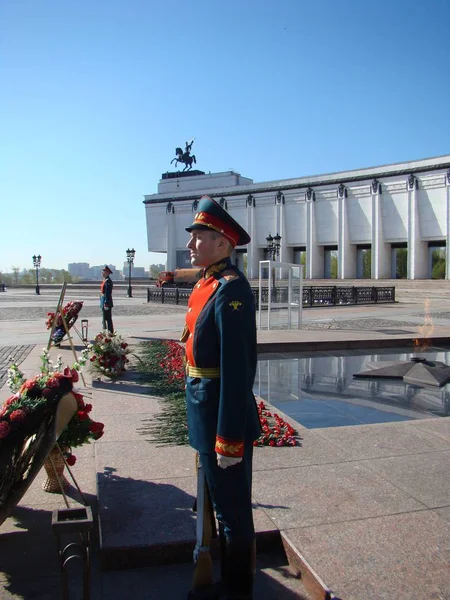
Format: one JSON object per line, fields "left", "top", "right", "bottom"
{"left": 217, "top": 453, "right": 242, "bottom": 469}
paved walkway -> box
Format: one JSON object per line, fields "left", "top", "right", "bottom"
{"left": 0, "top": 287, "right": 449, "bottom": 599}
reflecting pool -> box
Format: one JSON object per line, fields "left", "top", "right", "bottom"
{"left": 254, "top": 347, "right": 450, "bottom": 429}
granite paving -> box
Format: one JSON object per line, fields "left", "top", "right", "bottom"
{"left": 1, "top": 285, "right": 450, "bottom": 599}
{"left": 283, "top": 511, "right": 450, "bottom": 600}
{"left": 0, "top": 344, "right": 35, "bottom": 386}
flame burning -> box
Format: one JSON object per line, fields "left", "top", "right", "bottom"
{"left": 413, "top": 299, "right": 433, "bottom": 352}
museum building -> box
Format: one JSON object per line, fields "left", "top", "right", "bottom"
{"left": 144, "top": 154, "right": 450, "bottom": 280}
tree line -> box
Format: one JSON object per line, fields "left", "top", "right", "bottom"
{"left": 0, "top": 268, "right": 80, "bottom": 286}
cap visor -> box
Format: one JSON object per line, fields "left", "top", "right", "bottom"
{"left": 185, "top": 224, "right": 212, "bottom": 233}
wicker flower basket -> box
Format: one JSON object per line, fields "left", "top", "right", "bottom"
{"left": 42, "top": 446, "right": 69, "bottom": 493}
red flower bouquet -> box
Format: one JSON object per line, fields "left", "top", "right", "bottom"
{"left": 158, "top": 341, "right": 185, "bottom": 386}
{"left": 253, "top": 400, "right": 298, "bottom": 447}
{"left": 88, "top": 331, "right": 131, "bottom": 378}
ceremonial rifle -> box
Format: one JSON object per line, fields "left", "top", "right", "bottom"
{"left": 188, "top": 454, "right": 219, "bottom": 599}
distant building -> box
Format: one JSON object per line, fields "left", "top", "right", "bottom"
{"left": 122, "top": 264, "right": 147, "bottom": 278}
{"left": 144, "top": 156, "right": 450, "bottom": 280}
{"left": 68, "top": 262, "right": 90, "bottom": 279}
{"left": 90, "top": 265, "right": 120, "bottom": 280}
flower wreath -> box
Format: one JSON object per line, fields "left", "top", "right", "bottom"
{"left": 46, "top": 301, "right": 84, "bottom": 344}
{"left": 2, "top": 349, "right": 103, "bottom": 465}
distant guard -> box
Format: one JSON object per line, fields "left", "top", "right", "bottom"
{"left": 100, "top": 266, "right": 114, "bottom": 333}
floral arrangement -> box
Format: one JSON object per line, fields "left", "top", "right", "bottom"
{"left": 2, "top": 348, "right": 104, "bottom": 465}
{"left": 158, "top": 340, "right": 185, "bottom": 385}
{"left": 136, "top": 340, "right": 299, "bottom": 448}
{"left": 57, "top": 391, "right": 104, "bottom": 465}
{"left": 253, "top": 400, "right": 298, "bottom": 447}
{"left": 46, "top": 301, "right": 84, "bottom": 344}
{"left": 88, "top": 331, "right": 131, "bottom": 378}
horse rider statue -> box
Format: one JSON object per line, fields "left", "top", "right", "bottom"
{"left": 171, "top": 138, "right": 197, "bottom": 171}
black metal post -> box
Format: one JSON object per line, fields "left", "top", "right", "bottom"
{"left": 126, "top": 248, "right": 135, "bottom": 298}
{"left": 266, "top": 234, "right": 281, "bottom": 293}
{"left": 32, "top": 254, "right": 41, "bottom": 295}
{"left": 127, "top": 261, "right": 132, "bottom": 298}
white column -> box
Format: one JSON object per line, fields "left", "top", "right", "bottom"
{"left": 337, "top": 184, "right": 355, "bottom": 279}
{"left": 371, "top": 179, "right": 389, "bottom": 279}
{"left": 277, "top": 192, "right": 288, "bottom": 279}
{"left": 166, "top": 202, "right": 176, "bottom": 270}
{"left": 305, "top": 188, "right": 323, "bottom": 279}
{"left": 446, "top": 171, "right": 450, "bottom": 280}
{"left": 407, "top": 174, "right": 427, "bottom": 279}
{"left": 246, "top": 194, "right": 259, "bottom": 279}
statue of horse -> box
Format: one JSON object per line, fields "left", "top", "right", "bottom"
{"left": 171, "top": 139, "right": 197, "bottom": 171}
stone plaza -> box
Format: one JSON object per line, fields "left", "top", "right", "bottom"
{"left": 0, "top": 283, "right": 449, "bottom": 599}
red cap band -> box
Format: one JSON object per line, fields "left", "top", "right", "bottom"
{"left": 193, "top": 212, "right": 239, "bottom": 247}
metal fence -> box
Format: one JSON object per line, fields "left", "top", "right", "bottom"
{"left": 147, "top": 285, "right": 395, "bottom": 307}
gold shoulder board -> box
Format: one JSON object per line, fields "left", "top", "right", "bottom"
{"left": 222, "top": 270, "right": 239, "bottom": 281}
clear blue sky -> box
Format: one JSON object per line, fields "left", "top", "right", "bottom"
{"left": 2, "top": 0, "right": 449, "bottom": 273}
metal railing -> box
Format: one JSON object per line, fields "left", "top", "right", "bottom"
{"left": 147, "top": 287, "right": 192, "bottom": 305}
{"left": 147, "top": 285, "right": 395, "bottom": 307}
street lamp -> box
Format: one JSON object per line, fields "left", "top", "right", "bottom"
{"left": 266, "top": 233, "right": 281, "bottom": 291}
{"left": 126, "top": 248, "right": 136, "bottom": 298}
{"left": 32, "top": 254, "right": 42, "bottom": 295}
{"left": 266, "top": 233, "right": 281, "bottom": 261}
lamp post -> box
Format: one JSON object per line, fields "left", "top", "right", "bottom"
{"left": 266, "top": 233, "right": 281, "bottom": 261}
{"left": 266, "top": 234, "right": 281, "bottom": 291}
{"left": 126, "top": 248, "right": 135, "bottom": 298}
{"left": 32, "top": 254, "right": 42, "bottom": 295}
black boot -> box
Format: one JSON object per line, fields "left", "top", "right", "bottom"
{"left": 224, "top": 538, "right": 254, "bottom": 600}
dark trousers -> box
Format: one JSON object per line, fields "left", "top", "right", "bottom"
{"left": 200, "top": 443, "right": 255, "bottom": 599}
{"left": 102, "top": 308, "right": 114, "bottom": 333}
{"left": 200, "top": 443, "right": 254, "bottom": 542}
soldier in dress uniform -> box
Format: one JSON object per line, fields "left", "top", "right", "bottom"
{"left": 100, "top": 266, "right": 114, "bottom": 333}
{"left": 183, "top": 196, "right": 261, "bottom": 600}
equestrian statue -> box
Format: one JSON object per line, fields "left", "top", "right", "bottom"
{"left": 171, "top": 138, "right": 197, "bottom": 171}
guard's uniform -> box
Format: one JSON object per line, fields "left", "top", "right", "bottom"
{"left": 183, "top": 196, "right": 261, "bottom": 600}
{"left": 183, "top": 258, "right": 261, "bottom": 540}
{"left": 100, "top": 268, "right": 114, "bottom": 333}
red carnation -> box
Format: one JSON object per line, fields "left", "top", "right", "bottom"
{"left": 9, "top": 409, "right": 27, "bottom": 422}
{"left": 65, "top": 454, "right": 77, "bottom": 466}
{"left": 0, "top": 421, "right": 11, "bottom": 439}
{"left": 84, "top": 403, "right": 93, "bottom": 413}
{"left": 89, "top": 421, "right": 104, "bottom": 435}
{"left": 46, "top": 377, "right": 60, "bottom": 388}
{"left": 77, "top": 411, "right": 89, "bottom": 421}
{"left": 3, "top": 396, "right": 16, "bottom": 408}
{"left": 19, "top": 379, "right": 36, "bottom": 393}
{"left": 70, "top": 369, "right": 79, "bottom": 383}
{"left": 121, "top": 343, "right": 128, "bottom": 349}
